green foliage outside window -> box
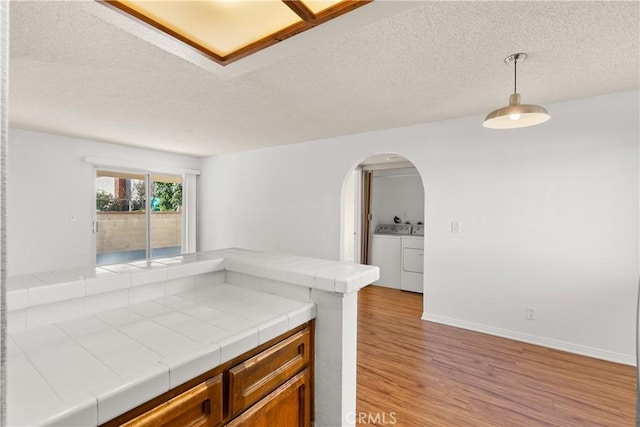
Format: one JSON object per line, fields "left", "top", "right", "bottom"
{"left": 96, "top": 180, "right": 182, "bottom": 212}
{"left": 96, "top": 190, "right": 120, "bottom": 211}
{"left": 153, "top": 182, "right": 182, "bottom": 212}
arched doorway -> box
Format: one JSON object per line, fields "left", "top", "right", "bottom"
{"left": 341, "top": 153, "right": 425, "bottom": 294}
{"left": 341, "top": 153, "right": 427, "bottom": 424}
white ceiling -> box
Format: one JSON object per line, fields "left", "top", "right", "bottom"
{"left": 9, "top": 1, "right": 640, "bottom": 157}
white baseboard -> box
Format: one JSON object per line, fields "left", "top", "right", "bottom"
{"left": 421, "top": 312, "right": 636, "bottom": 366}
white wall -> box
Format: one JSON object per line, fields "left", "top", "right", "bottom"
{"left": 371, "top": 167, "right": 424, "bottom": 228}
{"left": 199, "top": 91, "right": 639, "bottom": 364}
{"left": 8, "top": 128, "right": 200, "bottom": 275}
{"left": 341, "top": 170, "right": 356, "bottom": 262}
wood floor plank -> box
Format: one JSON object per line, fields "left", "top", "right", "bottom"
{"left": 356, "top": 285, "right": 636, "bottom": 426}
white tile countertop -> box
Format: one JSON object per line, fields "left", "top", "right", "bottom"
{"left": 8, "top": 284, "right": 316, "bottom": 426}
{"left": 5, "top": 248, "right": 379, "bottom": 427}
{"left": 219, "top": 248, "right": 378, "bottom": 293}
{"left": 8, "top": 249, "right": 378, "bottom": 319}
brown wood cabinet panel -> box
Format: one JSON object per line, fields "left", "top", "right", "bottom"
{"left": 121, "top": 375, "right": 223, "bottom": 427}
{"left": 228, "top": 328, "right": 310, "bottom": 416}
{"left": 100, "top": 322, "right": 313, "bottom": 427}
{"left": 225, "top": 368, "right": 310, "bottom": 427}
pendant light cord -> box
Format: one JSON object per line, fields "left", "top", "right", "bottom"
{"left": 513, "top": 58, "right": 518, "bottom": 95}
{"left": 0, "top": 1, "right": 7, "bottom": 425}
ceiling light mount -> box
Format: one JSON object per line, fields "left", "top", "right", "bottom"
{"left": 504, "top": 52, "right": 526, "bottom": 65}
{"left": 483, "top": 52, "right": 550, "bottom": 129}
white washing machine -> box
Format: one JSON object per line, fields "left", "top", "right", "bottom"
{"left": 369, "top": 224, "right": 412, "bottom": 289}
{"left": 370, "top": 235, "right": 402, "bottom": 288}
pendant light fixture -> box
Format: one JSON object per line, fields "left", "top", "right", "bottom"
{"left": 483, "top": 53, "right": 550, "bottom": 129}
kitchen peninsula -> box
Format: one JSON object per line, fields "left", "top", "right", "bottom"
{"left": 6, "top": 249, "right": 379, "bottom": 426}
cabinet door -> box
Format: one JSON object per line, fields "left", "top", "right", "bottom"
{"left": 226, "top": 368, "right": 311, "bottom": 427}
{"left": 228, "top": 328, "right": 310, "bottom": 416}
{"left": 121, "top": 375, "right": 223, "bottom": 427}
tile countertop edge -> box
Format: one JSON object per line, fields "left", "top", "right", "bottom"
{"left": 6, "top": 253, "right": 226, "bottom": 312}
{"left": 215, "top": 248, "right": 380, "bottom": 294}
{"left": 7, "top": 249, "right": 379, "bottom": 311}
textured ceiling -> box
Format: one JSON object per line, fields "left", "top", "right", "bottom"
{"left": 9, "top": 1, "right": 640, "bottom": 157}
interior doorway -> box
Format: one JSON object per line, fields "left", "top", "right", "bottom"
{"left": 341, "top": 153, "right": 425, "bottom": 294}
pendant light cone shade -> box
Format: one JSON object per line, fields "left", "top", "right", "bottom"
{"left": 483, "top": 93, "right": 550, "bottom": 129}
{"left": 483, "top": 53, "right": 550, "bottom": 129}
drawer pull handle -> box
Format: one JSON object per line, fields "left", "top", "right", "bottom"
{"left": 202, "top": 399, "right": 211, "bottom": 415}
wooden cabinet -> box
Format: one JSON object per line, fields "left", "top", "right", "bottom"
{"left": 226, "top": 369, "right": 310, "bottom": 427}
{"left": 121, "top": 375, "right": 222, "bottom": 427}
{"left": 102, "top": 322, "right": 313, "bottom": 427}
{"left": 228, "top": 327, "right": 310, "bottom": 417}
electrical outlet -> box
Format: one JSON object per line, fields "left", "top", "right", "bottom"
{"left": 526, "top": 306, "right": 536, "bottom": 320}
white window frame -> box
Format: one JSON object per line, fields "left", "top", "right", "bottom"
{"left": 87, "top": 156, "right": 199, "bottom": 264}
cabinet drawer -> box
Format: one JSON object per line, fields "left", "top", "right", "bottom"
{"left": 226, "top": 368, "right": 310, "bottom": 427}
{"left": 121, "top": 374, "right": 222, "bottom": 427}
{"left": 229, "top": 328, "right": 310, "bottom": 416}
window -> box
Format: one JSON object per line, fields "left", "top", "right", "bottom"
{"left": 150, "top": 174, "right": 183, "bottom": 258}
{"left": 95, "top": 170, "right": 184, "bottom": 265}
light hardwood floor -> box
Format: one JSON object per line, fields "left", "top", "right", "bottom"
{"left": 356, "top": 285, "right": 636, "bottom": 426}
